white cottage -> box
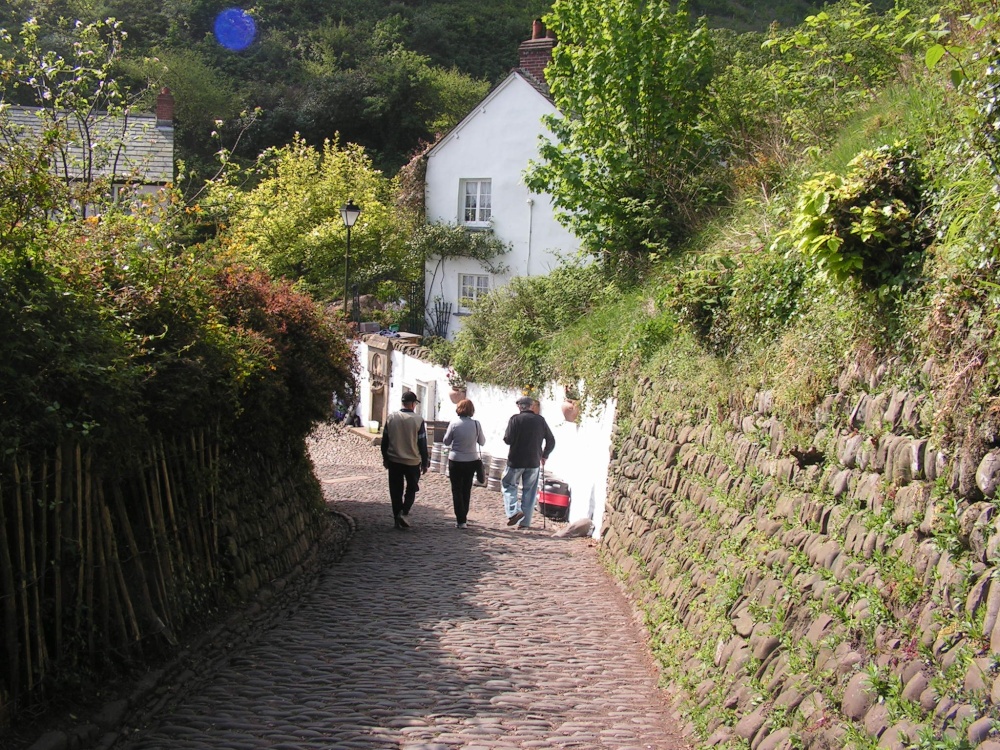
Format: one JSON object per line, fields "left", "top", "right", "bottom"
{"left": 423, "top": 23, "right": 581, "bottom": 340}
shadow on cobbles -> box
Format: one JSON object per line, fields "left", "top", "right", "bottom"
{"left": 112, "top": 426, "right": 688, "bottom": 750}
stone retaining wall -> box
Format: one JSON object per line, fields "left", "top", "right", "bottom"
{"left": 602, "top": 376, "right": 1000, "bottom": 749}
{"left": 216, "top": 450, "right": 332, "bottom": 602}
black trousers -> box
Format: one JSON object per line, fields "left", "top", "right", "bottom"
{"left": 448, "top": 459, "right": 478, "bottom": 524}
{"left": 386, "top": 461, "right": 421, "bottom": 517}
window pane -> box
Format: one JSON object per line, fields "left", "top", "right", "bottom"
{"left": 459, "top": 274, "right": 489, "bottom": 311}
{"left": 478, "top": 182, "right": 491, "bottom": 221}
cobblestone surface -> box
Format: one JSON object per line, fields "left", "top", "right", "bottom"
{"left": 113, "top": 425, "right": 690, "bottom": 750}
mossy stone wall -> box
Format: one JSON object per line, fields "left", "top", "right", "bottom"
{"left": 602, "top": 376, "right": 1000, "bottom": 748}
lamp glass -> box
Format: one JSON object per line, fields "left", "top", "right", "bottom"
{"left": 341, "top": 200, "right": 361, "bottom": 228}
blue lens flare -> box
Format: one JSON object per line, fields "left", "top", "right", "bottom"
{"left": 214, "top": 8, "right": 256, "bottom": 51}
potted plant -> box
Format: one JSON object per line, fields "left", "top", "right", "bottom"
{"left": 561, "top": 382, "right": 581, "bottom": 422}
{"left": 447, "top": 367, "right": 467, "bottom": 403}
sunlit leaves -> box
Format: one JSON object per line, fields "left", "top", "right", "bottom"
{"left": 525, "top": 0, "right": 713, "bottom": 273}
{"left": 202, "top": 135, "right": 416, "bottom": 301}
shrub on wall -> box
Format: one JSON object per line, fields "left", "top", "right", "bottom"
{"left": 787, "top": 142, "right": 932, "bottom": 292}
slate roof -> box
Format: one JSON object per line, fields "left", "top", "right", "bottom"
{"left": 2, "top": 105, "right": 174, "bottom": 184}
{"left": 514, "top": 67, "right": 553, "bottom": 103}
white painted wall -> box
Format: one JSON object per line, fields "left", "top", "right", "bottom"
{"left": 424, "top": 72, "right": 581, "bottom": 340}
{"left": 354, "top": 339, "right": 614, "bottom": 537}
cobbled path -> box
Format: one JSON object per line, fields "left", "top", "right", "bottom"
{"left": 115, "top": 425, "right": 690, "bottom": 750}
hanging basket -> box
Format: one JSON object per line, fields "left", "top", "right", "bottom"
{"left": 449, "top": 387, "right": 466, "bottom": 404}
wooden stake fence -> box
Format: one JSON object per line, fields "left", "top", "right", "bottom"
{"left": 0, "top": 429, "right": 224, "bottom": 728}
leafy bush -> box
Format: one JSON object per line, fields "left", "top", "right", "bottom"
{"left": 787, "top": 142, "right": 931, "bottom": 291}
{"left": 666, "top": 255, "right": 736, "bottom": 346}
{"left": 714, "top": 246, "right": 809, "bottom": 357}
{"left": 450, "top": 264, "right": 612, "bottom": 392}
{"left": 528, "top": 0, "right": 715, "bottom": 269}
{"left": 210, "top": 265, "right": 357, "bottom": 453}
{"left": 205, "top": 135, "right": 416, "bottom": 302}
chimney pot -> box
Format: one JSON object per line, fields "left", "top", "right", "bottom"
{"left": 519, "top": 24, "right": 556, "bottom": 85}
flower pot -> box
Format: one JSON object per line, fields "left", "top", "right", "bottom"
{"left": 561, "top": 399, "right": 580, "bottom": 422}
{"left": 449, "top": 387, "right": 466, "bottom": 404}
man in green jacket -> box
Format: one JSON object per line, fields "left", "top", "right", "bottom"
{"left": 380, "top": 390, "right": 430, "bottom": 529}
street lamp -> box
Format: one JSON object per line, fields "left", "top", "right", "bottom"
{"left": 341, "top": 199, "right": 361, "bottom": 317}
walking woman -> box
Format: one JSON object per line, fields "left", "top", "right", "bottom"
{"left": 442, "top": 398, "right": 486, "bottom": 528}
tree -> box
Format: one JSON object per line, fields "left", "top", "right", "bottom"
{"left": 203, "top": 135, "right": 417, "bottom": 302}
{"left": 525, "top": 0, "right": 714, "bottom": 276}
{"left": 0, "top": 18, "right": 157, "bottom": 219}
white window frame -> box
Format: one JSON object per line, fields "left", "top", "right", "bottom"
{"left": 460, "top": 178, "right": 491, "bottom": 226}
{"left": 404, "top": 381, "right": 437, "bottom": 421}
{"left": 458, "top": 274, "right": 490, "bottom": 314}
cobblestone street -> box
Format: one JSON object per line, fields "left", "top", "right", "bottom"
{"left": 113, "top": 425, "right": 690, "bottom": 749}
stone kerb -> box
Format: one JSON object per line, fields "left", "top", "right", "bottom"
{"left": 600, "top": 381, "right": 1000, "bottom": 749}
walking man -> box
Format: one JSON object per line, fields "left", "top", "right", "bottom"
{"left": 502, "top": 395, "right": 555, "bottom": 529}
{"left": 381, "top": 390, "right": 430, "bottom": 529}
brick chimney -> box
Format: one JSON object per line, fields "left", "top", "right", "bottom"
{"left": 518, "top": 20, "right": 556, "bottom": 83}
{"left": 156, "top": 87, "right": 174, "bottom": 128}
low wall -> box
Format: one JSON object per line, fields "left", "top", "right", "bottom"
{"left": 354, "top": 337, "right": 618, "bottom": 533}
{"left": 602, "top": 376, "right": 1000, "bottom": 748}
{"left": 2, "top": 437, "right": 334, "bottom": 738}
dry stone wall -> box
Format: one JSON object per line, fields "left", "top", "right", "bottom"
{"left": 216, "top": 451, "right": 333, "bottom": 602}
{"left": 602, "top": 376, "right": 1000, "bottom": 749}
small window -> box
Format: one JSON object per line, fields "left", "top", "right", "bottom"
{"left": 404, "top": 381, "right": 436, "bottom": 420}
{"left": 416, "top": 380, "right": 436, "bottom": 420}
{"left": 461, "top": 179, "right": 491, "bottom": 225}
{"left": 458, "top": 274, "right": 490, "bottom": 313}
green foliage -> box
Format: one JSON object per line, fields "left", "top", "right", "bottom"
{"left": 203, "top": 135, "right": 415, "bottom": 302}
{"left": 717, "top": 246, "right": 809, "bottom": 357}
{"left": 552, "top": 287, "right": 680, "bottom": 404}
{"left": 120, "top": 46, "right": 243, "bottom": 177}
{"left": 449, "top": 264, "right": 614, "bottom": 393}
{"left": 209, "top": 264, "right": 357, "bottom": 452}
{"left": 786, "top": 142, "right": 931, "bottom": 291}
{"left": 0, "top": 18, "right": 144, "bottom": 218}
{"left": 706, "top": 1, "right": 925, "bottom": 202}
{"left": 665, "top": 254, "right": 736, "bottom": 345}
{"left": 526, "top": 0, "right": 715, "bottom": 272}
{"left": 0, "top": 16, "right": 358, "bottom": 462}
{"left": 419, "top": 221, "right": 511, "bottom": 318}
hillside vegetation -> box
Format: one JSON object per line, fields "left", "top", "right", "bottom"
{"left": 438, "top": 1, "right": 1000, "bottom": 745}
{"left": 451, "top": 0, "right": 997, "bottom": 458}
{"left": 0, "top": 0, "right": 824, "bottom": 176}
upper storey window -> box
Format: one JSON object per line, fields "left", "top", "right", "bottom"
{"left": 461, "top": 179, "right": 491, "bottom": 226}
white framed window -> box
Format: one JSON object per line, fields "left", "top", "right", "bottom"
{"left": 461, "top": 179, "right": 491, "bottom": 225}
{"left": 404, "top": 381, "right": 437, "bottom": 420}
{"left": 458, "top": 274, "right": 490, "bottom": 313}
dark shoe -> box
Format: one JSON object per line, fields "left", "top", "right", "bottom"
{"left": 395, "top": 514, "right": 409, "bottom": 529}
{"left": 507, "top": 511, "right": 524, "bottom": 526}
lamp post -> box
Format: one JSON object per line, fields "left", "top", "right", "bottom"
{"left": 341, "top": 199, "right": 361, "bottom": 317}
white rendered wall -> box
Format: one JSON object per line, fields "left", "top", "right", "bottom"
{"left": 424, "top": 74, "right": 581, "bottom": 340}
{"left": 353, "top": 339, "right": 614, "bottom": 537}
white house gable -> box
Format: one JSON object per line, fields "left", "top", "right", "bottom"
{"left": 423, "top": 25, "right": 581, "bottom": 341}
